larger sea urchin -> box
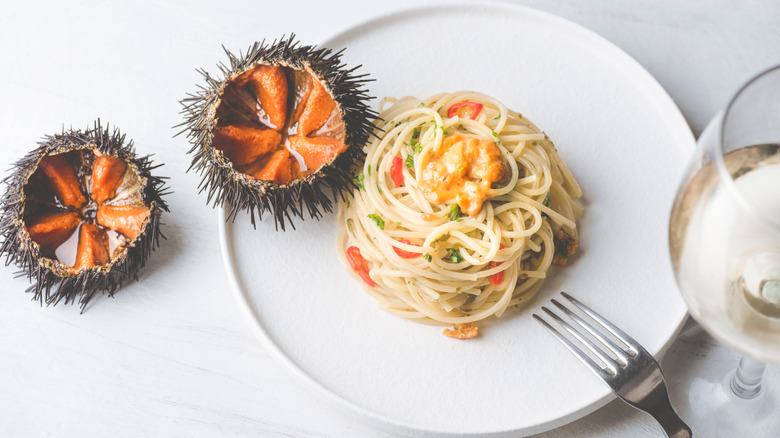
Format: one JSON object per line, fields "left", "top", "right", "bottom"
{"left": 178, "top": 35, "right": 376, "bottom": 230}
{"left": 0, "top": 122, "right": 169, "bottom": 309}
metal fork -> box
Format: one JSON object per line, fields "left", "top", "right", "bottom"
{"left": 533, "top": 292, "right": 692, "bottom": 438}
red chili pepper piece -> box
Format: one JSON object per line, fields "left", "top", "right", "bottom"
{"left": 346, "top": 246, "right": 376, "bottom": 287}
{"left": 358, "top": 268, "right": 377, "bottom": 287}
{"left": 489, "top": 243, "right": 506, "bottom": 286}
{"left": 393, "top": 239, "right": 421, "bottom": 258}
{"left": 346, "top": 246, "right": 367, "bottom": 271}
{"left": 390, "top": 156, "right": 404, "bottom": 188}
{"left": 447, "top": 101, "right": 484, "bottom": 120}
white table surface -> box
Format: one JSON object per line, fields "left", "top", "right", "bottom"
{"left": 2, "top": 1, "right": 779, "bottom": 437}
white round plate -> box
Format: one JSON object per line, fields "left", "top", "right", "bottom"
{"left": 219, "top": 3, "right": 694, "bottom": 436}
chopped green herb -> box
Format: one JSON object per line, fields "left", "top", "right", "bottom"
{"left": 458, "top": 124, "right": 465, "bottom": 130}
{"left": 376, "top": 182, "right": 383, "bottom": 194}
{"left": 431, "top": 233, "right": 451, "bottom": 247}
{"left": 412, "top": 128, "right": 420, "bottom": 140}
{"left": 492, "top": 131, "right": 499, "bottom": 138}
{"left": 405, "top": 154, "right": 414, "bottom": 169}
{"left": 418, "top": 102, "right": 425, "bottom": 108}
{"left": 493, "top": 115, "right": 501, "bottom": 120}
{"left": 367, "top": 214, "right": 385, "bottom": 230}
{"left": 448, "top": 204, "right": 463, "bottom": 222}
{"left": 414, "top": 142, "right": 423, "bottom": 155}
{"left": 542, "top": 192, "right": 551, "bottom": 208}
{"left": 367, "top": 164, "right": 371, "bottom": 176}
{"left": 423, "top": 253, "right": 432, "bottom": 263}
{"left": 445, "top": 248, "right": 464, "bottom": 263}
{"left": 352, "top": 173, "right": 365, "bottom": 190}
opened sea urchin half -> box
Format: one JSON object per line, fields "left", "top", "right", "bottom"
{"left": 179, "top": 35, "right": 376, "bottom": 229}
{"left": 0, "top": 122, "right": 169, "bottom": 309}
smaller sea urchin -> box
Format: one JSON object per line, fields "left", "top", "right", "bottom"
{"left": 0, "top": 121, "right": 169, "bottom": 309}
{"left": 178, "top": 35, "right": 376, "bottom": 230}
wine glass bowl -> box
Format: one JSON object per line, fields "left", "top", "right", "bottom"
{"left": 669, "top": 65, "right": 780, "bottom": 365}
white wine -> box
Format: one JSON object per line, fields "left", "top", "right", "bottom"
{"left": 671, "top": 143, "right": 780, "bottom": 363}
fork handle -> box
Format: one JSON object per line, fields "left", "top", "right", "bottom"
{"left": 653, "top": 398, "right": 692, "bottom": 438}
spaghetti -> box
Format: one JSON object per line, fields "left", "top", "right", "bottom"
{"left": 338, "top": 91, "right": 582, "bottom": 338}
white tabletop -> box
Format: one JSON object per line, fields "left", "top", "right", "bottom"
{"left": 2, "top": 1, "right": 779, "bottom": 437}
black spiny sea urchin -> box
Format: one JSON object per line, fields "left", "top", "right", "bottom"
{"left": 178, "top": 34, "right": 376, "bottom": 230}
{"left": 0, "top": 121, "right": 169, "bottom": 310}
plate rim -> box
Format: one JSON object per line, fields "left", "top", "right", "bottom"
{"left": 218, "top": 2, "right": 694, "bottom": 435}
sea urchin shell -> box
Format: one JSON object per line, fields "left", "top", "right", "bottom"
{"left": 0, "top": 121, "right": 169, "bottom": 309}
{"left": 178, "top": 35, "right": 376, "bottom": 230}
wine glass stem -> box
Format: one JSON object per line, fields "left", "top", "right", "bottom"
{"left": 730, "top": 356, "right": 766, "bottom": 398}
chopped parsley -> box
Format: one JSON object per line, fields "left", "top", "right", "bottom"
{"left": 423, "top": 253, "right": 432, "bottom": 263}
{"left": 445, "top": 248, "right": 464, "bottom": 263}
{"left": 493, "top": 115, "right": 501, "bottom": 120}
{"left": 492, "top": 131, "right": 499, "bottom": 138}
{"left": 412, "top": 141, "right": 423, "bottom": 155}
{"left": 376, "top": 182, "right": 383, "bottom": 194}
{"left": 542, "top": 192, "right": 551, "bottom": 208}
{"left": 405, "top": 154, "right": 414, "bottom": 169}
{"left": 448, "top": 204, "right": 463, "bottom": 222}
{"left": 418, "top": 102, "right": 426, "bottom": 108}
{"left": 368, "top": 164, "right": 371, "bottom": 176}
{"left": 367, "top": 214, "right": 385, "bottom": 230}
{"left": 412, "top": 128, "right": 420, "bottom": 140}
{"left": 352, "top": 173, "right": 365, "bottom": 190}
{"left": 431, "top": 233, "right": 451, "bottom": 247}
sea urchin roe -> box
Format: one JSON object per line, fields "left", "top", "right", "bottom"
{"left": 233, "top": 64, "right": 288, "bottom": 129}
{"left": 213, "top": 64, "right": 347, "bottom": 185}
{"left": 91, "top": 154, "right": 128, "bottom": 204}
{"left": 418, "top": 135, "right": 509, "bottom": 216}
{"left": 72, "top": 223, "right": 110, "bottom": 272}
{"left": 96, "top": 205, "right": 151, "bottom": 240}
{"left": 37, "top": 153, "right": 87, "bottom": 209}
{"left": 443, "top": 322, "right": 479, "bottom": 339}
{"left": 23, "top": 149, "right": 152, "bottom": 271}
{"left": 25, "top": 211, "right": 81, "bottom": 253}
{"left": 213, "top": 124, "right": 281, "bottom": 166}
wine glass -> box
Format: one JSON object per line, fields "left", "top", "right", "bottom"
{"left": 668, "top": 65, "right": 780, "bottom": 435}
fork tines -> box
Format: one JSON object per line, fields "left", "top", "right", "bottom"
{"left": 532, "top": 291, "right": 642, "bottom": 379}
